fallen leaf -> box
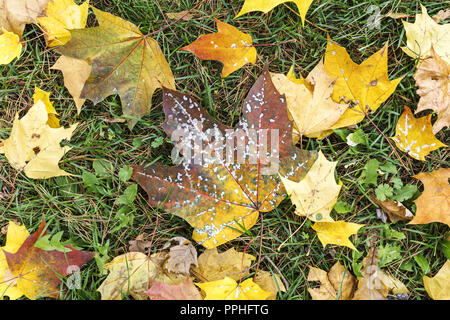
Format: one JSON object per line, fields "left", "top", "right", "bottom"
{"left": 131, "top": 70, "right": 317, "bottom": 248}
{"left": 236, "top": 0, "right": 314, "bottom": 25}
{"left": 369, "top": 195, "right": 413, "bottom": 223}
{"left": 307, "top": 261, "right": 355, "bottom": 300}
{"left": 146, "top": 277, "right": 202, "bottom": 300}
{"left": 409, "top": 168, "right": 450, "bottom": 227}
{"left": 384, "top": 12, "right": 413, "bottom": 19}
{"left": 162, "top": 237, "right": 198, "bottom": 276}
{"left": 0, "top": 0, "right": 50, "bottom": 36}
{"left": 32, "top": 86, "right": 59, "bottom": 128}
{"left": 128, "top": 234, "right": 152, "bottom": 253}
{"left": 312, "top": 221, "right": 364, "bottom": 250}
{"left": 0, "top": 100, "right": 77, "bottom": 179}
{"left": 413, "top": 47, "right": 450, "bottom": 133}
{"left": 51, "top": 55, "right": 91, "bottom": 114}
{"left": 271, "top": 60, "right": 347, "bottom": 139}
{"left": 402, "top": 4, "right": 450, "bottom": 64}
{"left": 353, "top": 247, "right": 408, "bottom": 300}
{"left": 166, "top": 11, "right": 194, "bottom": 21}
{"left": 181, "top": 19, "right": 256, "bottom": 77}
{"left": 432, "top": 9, "right": 450, "bottom": 23}
{"left": 97, "top": 252, "right": 157, "bottom": 300}
{"left": 0, "top": 28, "right": 22, "bottom": 65}
{"left": 253, "top": 271, "right": 286, "bottom": 300}
{"left": 196, "top": 276, "right": 271, "bottom": 300}
{"left": 3, "top": 219, "right": 93, "bottom": 300}
{"left": 423, "top": 260, "right": 450, "bottom": 300}
{"left": 280, "top": 151, "right": 341, "bottom": 222}
{"left": 57, "top": 6, "right": 175, "bottom": 129}
{"left": 324, "top": 36, "right": 402, "bottom": 128}
{"left": 391, "top": 106, "right": 446, "bottom": 161}
{"left": 0, "top": 221, "right": 30, "bottom": 300}
{"left": 37, "top": 0, "right": 89, "bottom": 47}
{"left": 192, "top": 247, "right": 255, "bottom": 282}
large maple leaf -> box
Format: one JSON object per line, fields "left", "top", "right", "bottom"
{"left": 2, "top": 219, "right": 94, "bottom": 299}
{"left": 132, "top": 70, "right": 317, "bottom": 248}
{"left": 57, "top": 7, "right": 175, "bottom": 129}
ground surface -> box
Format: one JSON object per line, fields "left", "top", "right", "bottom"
{"left": 0, "top": 0, "right": 449, "bottom": 300}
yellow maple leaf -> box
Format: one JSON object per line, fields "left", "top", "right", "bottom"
{"left": 0, "top": 100, "right": 77, "bottom": 179}
{"left": 391, "top": 106, "right": 446, "bottom": 161}
{"left": 312, "top": 221, "right": 364, "bottom": 250}
{"left": 280, "top": 151, "right": 341, "bottom": 222}
{"left": 409, "top": 168, "right": 450, "bottom": 227}
{"left": 32, "top": 86, "right": 60, "bottom": 128}
{"left": 196, "top": 277, "right": 271, "bottom": 300}
{"left": 324, "top": 36, "right": 402, "bottom": 128}
{"left": 423, "top": 260, "right": 450, "bottom": 300}
{"left": 235, "top": 0, "right": 314, "bottom": 25}
{"left": 181, "top": 19, "right": 257, "bottom": 77}
{"left": 0, "top": 221, "right": 30, "bottom": 300}
{"left": 37, "top": 0, "right": 89, "bottom": 47}
{"left": 402, "top": 4, "right": 450, "bottom": 64}
{"left": 0, "top": 28, "right": 21, "bottom": 65}
{"left": 51, "top": 55, "right": 91, "bottom": 114}
{"left": 271, "top": 60, "right": 348, "bottom": 139}
{"left": 97, "top": 252, "right": 157, "bottom": 300}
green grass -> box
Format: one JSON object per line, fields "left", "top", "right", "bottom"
{"left": 0, "top": 0, "right": 449, "bottom": 300}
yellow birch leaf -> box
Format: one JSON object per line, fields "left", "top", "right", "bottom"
{"left": 37, "top": 0, "right": 89, "bottom": 47}
{"left": 0, "top": 221, "right": 29, "bottom": 300}
{"left": 181, "top": 19, "right": 257, "bottom": 77}
{"left": 280, "top": 151, "right": 341, "bottom": 222}
{"left": 402, "top": 4, "right": 450, "bottom": 64}
{"left": 196, "top": 277, "right": 271, "bottom": 300}
{"left": 391, "top": 106, "right": 446, "bottom": 161}
{"left": 51, "top": 55, "right": 91, "bottom": 114}
{"left": 324, "top": 36, "right": 402, "bottom": 128}
{"left": 312, "top": 221, "right": 363, "bottom": 250}
{"left": 0, "top": 28, "right": 21, "bottom": 64}
{"left": 272, "top": 60, "right": 348, "bottom": 139}
{"left": 423, "top": 260, "right": 450, "bottom": 300}
{"left": 32, "top": 86, "right": 60, "bottom": 128}
{"left": 235, "top": 0, "right": 314, "bottom": 26}
{"left": 0, "top": 100, "right": 77, "bottom": 179}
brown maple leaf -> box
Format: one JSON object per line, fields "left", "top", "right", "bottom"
{"left": 132, "top": 70, "right": 317, "bottom": 248}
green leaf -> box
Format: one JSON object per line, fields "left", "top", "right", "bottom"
{"left": 118, "top": 165, "right": 133, "bottom": 183}
{"left": 93, "top": 159, "right": 113, "bottom": 177}
{"left": 115, "top": 184, "right": 138, "bottom": 206}
{"left": 151, "top": 136, "right": 164, "bottom": 148}
{"left": 352, "top": 250, "right": 364, "bottom": 277}
{"left": 361, "top": 159, "right": 379, "bottom": 186}
{"left": 375, "top": 184, "right": 394, "bottom": 201}
{"left": 333, "top": 200, "right": 352, "bottom": 213}
{"left": 35, "top": 232, "right": 72, "bottom": 253}
{"left": 82, "top": 171, "right": 99, "bottom": 187}
{"left": 380, "top": 162, "right": 397, "bottom": 175}
{"left": 390, "top": 177, "right": 403, "bottom": 190}
{"left": 439, "top": 240, "right": 450, "bottom": 260}
{"left": 392, "top": 184, "right": 419, "bottom": 202}
{"left": 382, "top": 224, "right": 406, "bottom": 240}
{"left": 378, "top": 243, "right": 402, "bottom": 267}
{"left": 414, "top": 254, "right": 430, "bottom": 275}
{"left": 350, "top": 129, "right": 368, "bottom": 146}
{"left": 400, "top": 260, "right": 414, "bottom": 272}
{"left": 332, "top": 128, "right": 351, "bottom": 142}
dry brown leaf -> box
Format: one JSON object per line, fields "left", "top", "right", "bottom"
{"left": 146, "top": 277, "right": 202, "bottom": 300}
{"left": 162, "top": 237, "right": 198, "bottom": 276}
{"left": 253, "top": 271, "right": 287, "bottom": 300}
{"left": 307, "top": 262, "right": 355, "bottom": 300}
{"left": 0, "top": 0, "right": 50, "bottom": 36}
{"left": 192, "top": 247, "right": 255, "bottom": 282}
{"left": 413, "top": 48, "right": 450, "bottom": 133}
{"left": 166, "top": 11, "right": 194, "bottom": 21}
{"left": 370, "top": 195, "right": 413, "bottom": 223}
{"left": 432, "top": 9, "right": 450, "bottom": 23}
{"left": 128, "top": 234, "right": 152, "bottom": 253}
